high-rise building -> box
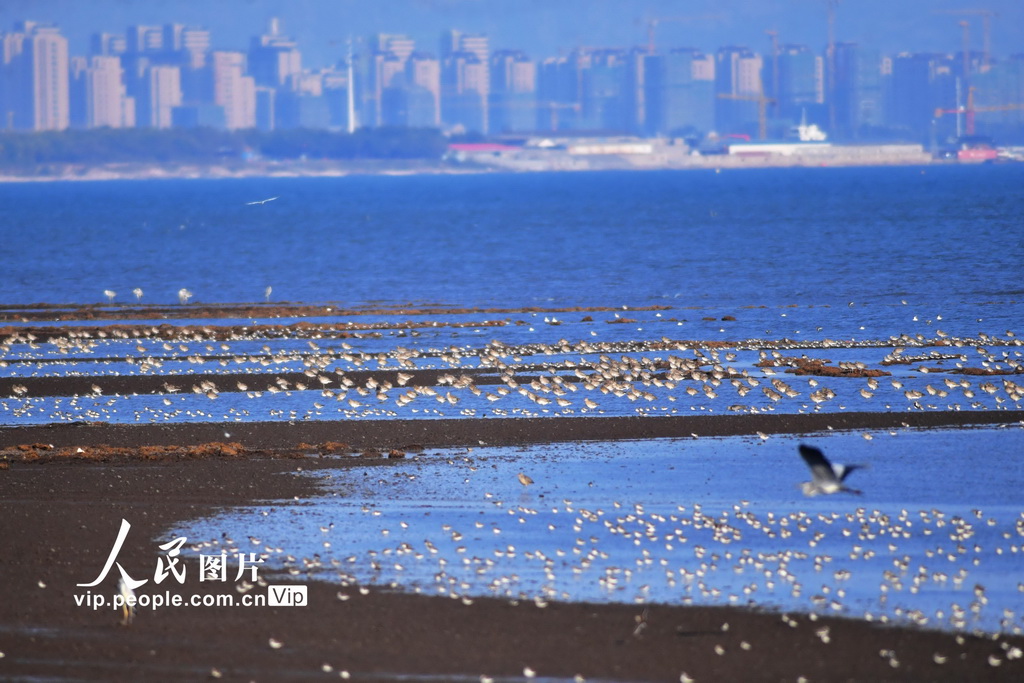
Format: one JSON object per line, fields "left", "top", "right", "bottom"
{"left": 83, "top": 55, "right": 134, "bottom": 128}
{"left": 624, "top": 49, "right": 650, "bottom": 135}
{"left": 489, "top": 50, "right": 535, "bottom": 133}
{"left": 145, "top": 64, "right": 182, "bottom": 128}
{"left": 364, "top": 34, "right": 415, "bottom": 127}
{"left": 580, "top": 49, "right": 627, "bottom": 131}
{"left": 441, "top": 31, "right": 490, "bottom": 133}
{"left": 3, "top": 22, "right": 70, "bottom": 131}
{"left": 119, "top": 23, "right": 205, "bottom": 125}
{"left": 126, "top": 25, "right": 163, "bottom": 54}
{"left": 536, "top": 55, "right": 581, "bottom": 131}
{"left": 249, "top": 18, "right": 301, "bottom": 90}
{"left": 645, "top": 48, "right": 714, "bottom": 136}
{"left": 211, "top": 51, "right": 255, "bottom": 129}
{"left": 771, "top": 44, "right": 821, "bottom": 127}
{"left": 367, "top": 52, "right": 406, "bottom": 126}
{"left": 405, "top": 52, "right": 441, "bottom": 127}
{"left": 0, "top": 31, "right": 26, "bottom": 129}
{"left": 715, "top": 46, "right": 763, "bottom": 136}
{"left": 373, "top": 34, "right": 415, "bottom": 62}
{"left": 163, "top": 24, "right": 210, "bottom": 69}
{"left": 320, "top": 66, "right": 354, "bottom": 131}
{"left": 90, "top": 33, "right": 126, "bottom": 57}
{"left": 833, "top": 43, "right": 882, "bottom": 139}
{"left": 887, "top": 53, "right": 956, "bottom": 140}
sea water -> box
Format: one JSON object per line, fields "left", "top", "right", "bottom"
{"left": 3, "top": 165, "right": 1023, "bottom": 311}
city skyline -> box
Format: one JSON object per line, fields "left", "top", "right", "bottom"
{"left": 1, "top": 0, "right": 1023, "bottom": 72}
{"left": 3, "top": 6, "right": 1024, "bottom": 144}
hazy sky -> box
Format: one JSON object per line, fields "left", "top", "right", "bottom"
{"left": 2, "top": 0, "right": 1022, "bottom": 69}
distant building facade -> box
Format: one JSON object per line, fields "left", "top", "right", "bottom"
{"left": 1, "top": 17, "right": 1024, "bottom": 143}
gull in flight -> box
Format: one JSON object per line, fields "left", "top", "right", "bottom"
{"left": 798, "top": 444, "right": 863, "bottom": 496}
{"left": 246, "top": 196, "right": 279, "bottom": 206}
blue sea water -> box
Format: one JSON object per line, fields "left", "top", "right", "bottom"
{"left": 3, "top": 164, "right": 1023, "bottom": 310}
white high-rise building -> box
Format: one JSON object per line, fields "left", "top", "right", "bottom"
{"left": 85, "top": 55, "right": 134, "bottom": 128}
{"left": 211, "top": 51, "right": 255, "bottom": 129}
{"left": 3, "top": 22, "right": 70, "bottom": 130}
{"left": 146, "top": 64, "right": 181, "bottom": 128}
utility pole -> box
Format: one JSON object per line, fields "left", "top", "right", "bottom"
{"left": 346, "top": 37, "right": 357, "bottom": 134}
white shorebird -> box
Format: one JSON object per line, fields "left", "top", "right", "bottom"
{"left": 103, "top": 289, "right": 116, "bottom": 303}
{"left": 132, "top": 287, "right": 143, "bottom": 301}
{"left": 117, "top": 577, "right": 136, "bottom": 626}
{"left": 798, "top": 444, "right": 863, "bottom": 496}
{"left": 246, "top": 196, "right": 279, "bottom": 206}
{"left": 178, "top": 288, "right": 193, "bottom": 305}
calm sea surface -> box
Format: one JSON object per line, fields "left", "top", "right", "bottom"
{"left": 4, "top": 165, "right": 1023, "bottom": 311}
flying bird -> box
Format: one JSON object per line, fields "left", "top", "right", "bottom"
{"left": 246, "top": 196, "right": 279, "bottom": 206}
{"left": 798, "top": 444, "right": 863, "bottom": 496}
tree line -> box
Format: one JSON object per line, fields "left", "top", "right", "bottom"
{"left": 0, "top": 127, "right": 449, "bottom": 167}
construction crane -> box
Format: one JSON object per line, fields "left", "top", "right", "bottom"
{"left": 959, "top": 20, "right": 971, "bottom": 84}
{"left": 717, "top": 91, "right": 776, "bottom": 140}
{"left": 646, "top": 15, "right": 723, "bottom": 53}
{"left": 933, "top": 8, "right": 997, "bottom": 70}
{"left": 934, "top": 87, "right": 1024, "bottom": 136}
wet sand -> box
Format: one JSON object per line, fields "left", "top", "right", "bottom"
{"left": 3, "top": 306, "right": 1024, "bottom": 681}
{"left": 3, "top": 415, "right": 1024, "bottom": 682}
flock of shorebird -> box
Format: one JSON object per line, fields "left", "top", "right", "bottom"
{"left": 7, "top": 307, "right": 1024, "bottom": 669}
{"left": 180, "top": 438, "right": 1024, "bottom": 660}
{"left": 5, "top": 318, "right": 1022, "bottom": 431}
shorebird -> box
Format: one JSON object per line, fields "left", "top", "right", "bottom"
{"left": 103, "top": 289, "right": 116, "bottom": 303}
{"left": 117, "top": 577, "right": 136, "bottom": 626}
{"left": 798, "top": 444, "right": 863, "bottom": 496}
{"left": 178, "top": 288, "right": 192, "bottom": 305}
{"left": 246, "top": 196, "right": 279, "bottom": 206}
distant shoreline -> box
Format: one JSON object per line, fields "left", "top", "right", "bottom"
{"left": 0, "top": 159, "right": 472, "bottom": 183}
{"left": 0, "top": 151, "right": 960, "bottom": 183}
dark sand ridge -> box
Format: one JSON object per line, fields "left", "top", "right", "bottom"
{"left": 4, "top": 410, "right": 1024, "bottom": 455}
{"left": 0, "top": 301, "right": 674, "bottom": 324}
{"left": 3, "top": 413, "right": 1024, "bottom": 682}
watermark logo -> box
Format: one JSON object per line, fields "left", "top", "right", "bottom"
{"left": 74, "top": 518, "right": 306, "bottom": 617}
{"left": 268, "top": 585, "right": 308, "bottom": 607}
{"left": 77, "top": 518, "right": 265, "bottom": 589}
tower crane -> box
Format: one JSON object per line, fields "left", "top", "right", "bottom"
{"left": 933, "top": 9, "right": 997, "bottom": 70}
{"left": 934, "top": 87, "right": 1024, "bottom": 136}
